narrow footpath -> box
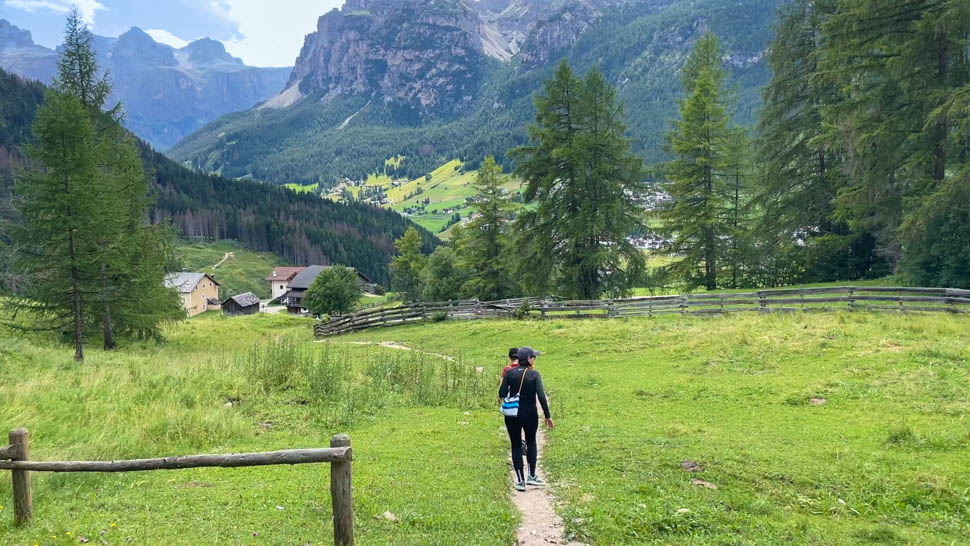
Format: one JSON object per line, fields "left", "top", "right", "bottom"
{"left": 320, "top": 340, "right": 586, "bottom": 545}
{"left": 512, "top": 408, "right": 586, "bottom": 546}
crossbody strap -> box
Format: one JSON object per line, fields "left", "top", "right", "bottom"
{"left": 515, "top": 367, "right": 528, "bottom": 395}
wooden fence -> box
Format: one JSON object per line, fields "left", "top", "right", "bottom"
{"left": 1, "top": 428, "right": 355, "bottom": 545}
{"left": 314, "top": 286, "right": 970, "bottom": 337}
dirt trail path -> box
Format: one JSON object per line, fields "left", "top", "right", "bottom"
{"left": 319, "top": 339, "right": 584, "bottom": 545}
{"left": 212, "top": 252, "right": 233, "bottom": 269}
{"left": 513, "top": 411, "right": 586, "bottom": 546}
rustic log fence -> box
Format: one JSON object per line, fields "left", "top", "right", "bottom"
{"left": 314, "top": 286, "right": 970, "bottom": 337}
{"left": 1, "top": 428, "right": 355, "bottom": 545}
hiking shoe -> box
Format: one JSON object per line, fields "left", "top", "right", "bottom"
{"left": 526, "top": 475, "right": 544, "bottom": 486}
{"left": 514, "top": 480, "right": 527, "bottom": 492}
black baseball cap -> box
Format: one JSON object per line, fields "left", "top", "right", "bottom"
{"left": 516, "top": 346, "right": 542, "bottom": 361}
{"left": 508, "top": 347, "right": 519, "bottom": 359}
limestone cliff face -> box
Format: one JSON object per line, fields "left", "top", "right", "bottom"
{"left": 0, "top": 19, "right": 58, "bottom": 83}
{"left": 285, "top": 0, "right": 505, "bottom": 119}
{"left": 473, "top": 0, "right": 621, "bottom": 67}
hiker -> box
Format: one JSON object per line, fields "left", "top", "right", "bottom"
{"left": 499, "top": 346, "right": 553, "bottom": 492}
{"left": 500, "top": 347, "right": 528, "bottom": 454}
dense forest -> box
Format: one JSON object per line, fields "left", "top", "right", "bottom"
{"left": 0, "top": 68, "right": 436, "bottom": 288}
{"left": 169, "top": 0, "right": 780, "bottom": 186}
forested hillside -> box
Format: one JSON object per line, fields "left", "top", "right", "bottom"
{"left": 168, "top": 0, "right": 780, "bottom": 186}
{"left": 0, "top": 69, "right": 435, "bottom": 288}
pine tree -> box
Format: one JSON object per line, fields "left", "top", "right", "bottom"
{"left": 459, "top": 156, "right": 515, "bottom": 300}
{"left": 390, "top": 227, "right": 427, "bottom": 303}
{"left": 11, "top": 90, "right": 105, "bottom": 360}
{"left": 661, "top": 32, "right": 732, "bottom": 290}
{"left": 513, "top": 61, "right": 645, "bottom": 299}
{"left": 56, "top": 9, "right": 180, "bottom": 345}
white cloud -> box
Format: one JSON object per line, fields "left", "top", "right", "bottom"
{"left": 6, "top": 0, "right": 106, "bottom": 24}
{"left": 145, "top": 28, "right": 189, "bottom": 49}
{"left": 205, "top": 0, "right": 343, "bottom": 67}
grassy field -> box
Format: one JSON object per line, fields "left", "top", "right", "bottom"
{"left": 340, "top": 312, "right": 970, "bottom": 544}
{"left": 176, "top": 240, "right": 286, "bottom": 300}
{"left": 0, "top": 312, "right": 515, "bottom": 545}
{"left": 5, "top": 307, "right": 968, "bottom": 545}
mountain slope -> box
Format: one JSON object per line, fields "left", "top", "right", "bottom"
{"left": 169, "top": 0, "right": 781, "bottom": 185}
{"left": 0, "top": 20, "right": 290, "bottom": 150}
{"left": 0, "top": 68, "right": 436, "bottom": 287}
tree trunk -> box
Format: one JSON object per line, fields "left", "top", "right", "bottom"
{"left": 101, "top": 262, "right": 115, "bottom": 350}
{"left": 69, "top": 228, "right": 84, "bottom": 361}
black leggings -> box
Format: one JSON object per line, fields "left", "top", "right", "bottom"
{"left": 505, "top": 414, "right": 538, "bottom": 482}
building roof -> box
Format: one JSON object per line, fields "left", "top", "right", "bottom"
{"left": 265, "top": 266, "right": 306, "bottom": 282}
{"left": 288, "top": 265, "right": 373, "bottom": 291}
{"left": 288, "top": 265, "right": 328, "bottom": 290}
{"left": 224, "top": 292, "right": 261, "bottom": 308}
{"left": 164, "top": 272, "right": 219, "bottom": 294}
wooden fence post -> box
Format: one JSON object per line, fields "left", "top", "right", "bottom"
{"left": 330, "top": 434, "right": 354, "bottom": 546}
{"left": 9, "top": 428, "right": 31, "bottom": 526}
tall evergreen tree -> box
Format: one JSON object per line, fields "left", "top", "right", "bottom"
{"left": 513, "top": 61, "right": 645, "bottom": 299}
{"left": 820, "top": 0, "right": 970, "bottom": 283}
{"left": 11, "top": 91, "right": 105, "bottom": 360}
{"left": 661, "top": 32, "right": 733, "bottom": 290}
{"left": 459, "top": 156, "right": 515, "bottom": 300}
{"left": 390, "top": 227, "right": 427, "bottom": 303}
{"left": 56, "top": 9, "right": 180, "bottom": 345}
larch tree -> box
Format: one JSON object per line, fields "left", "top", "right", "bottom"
{"left": 390, "top": 227, "right": 427, "bottom": 303}
{"left": 57, "top": 9, "right": 181, "bottom": 346}
{"left": 513, "top": 61, "right": 645, "bottom": 299}
{"left": 459, "top": 156, "right": 515, "bottom": 300}
{"left": 12, "top": 90, "right": 105, "bottom": 360}
{"left": 661, "top": 32, "right": 733, "bottom": 290}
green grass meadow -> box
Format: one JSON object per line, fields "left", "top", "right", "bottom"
{"left": 2, "top": 308, "right": 969, "bottom": 544}
{"left": 0, "top": 313, "right": 515, "bottom": 545}
{"left": 340, "top": 313, "right": 970, "bottom": 544}
{"left": 176, "top": 240, "right": 287, "bottom": 300}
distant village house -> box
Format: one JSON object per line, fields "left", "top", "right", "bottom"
{"left": 164, "top": 272, "right": 220, "bottom": 317}
{"left": 222, "top": 292, "right": 260, "bottom": 316}
{"left": 280, "top": 265, "right": 375, "bottom": 314}
{"left": 265, "top": 266, "right": 306, "bottom": 300}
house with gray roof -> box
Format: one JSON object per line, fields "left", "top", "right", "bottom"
{"left": 164, "top": 272, "right": 220, "bottom": 317}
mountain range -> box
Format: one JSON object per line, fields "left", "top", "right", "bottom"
{"left": 168, "top": 0, "right": 781, "bottom": 185}
{"left": 0, "top": 19, "right": 290, "bottom": 150}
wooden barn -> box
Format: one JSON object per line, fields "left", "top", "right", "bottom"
{"left": 222, "top": 292, "right": 260, "bottom": 316}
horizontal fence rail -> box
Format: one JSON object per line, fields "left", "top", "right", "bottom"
{"left": 2, "top": 428, "right": 355, "bottom": 545}
{"left": 314, "top": 287, "right": 970, "bottom": 337}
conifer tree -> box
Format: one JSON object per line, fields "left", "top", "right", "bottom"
{"left": 513, "top": 61, "right": 645, "bottom": 299}
{"left": 57, "top": 9, "right": 180, "bottom": 345}
{"left": 390, "top": 227, "right": 427, "bottom": 303}
{"left": 459, "top": 156, "right": 514, "bottom": 300}
{"left": 12, "top": 91, "right": 104, "bottom": 360}
{"left": 661, "top": 32, "right": 732, "bottom": 290}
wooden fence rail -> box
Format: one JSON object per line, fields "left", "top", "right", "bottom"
{"left": 314, "top": 286, "right": 970, "bottom": 337}
{"left": 1, "top": 429, "right": 355, "bottom": 545}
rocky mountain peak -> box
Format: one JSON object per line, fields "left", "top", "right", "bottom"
{"left": 182, "top": 38, "right": 242, "bottom": 66}
{"left": 114, "top": 27, "right": 177, "bottom": 67}
{"left": 0, "top": 19, "right": 37, "bottom": 49}
{"left": 281, "top": 0, "right": 505, "bottom": 118}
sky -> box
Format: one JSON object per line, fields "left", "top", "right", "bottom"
{"left": 0, "top": 0, "right": 344, "bottom": 67}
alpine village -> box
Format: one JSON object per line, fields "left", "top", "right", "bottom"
{"left": 1, "top": 1, "right": 969, "bottom": 544}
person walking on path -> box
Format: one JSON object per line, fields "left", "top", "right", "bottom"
{"left": 499, "top": 346, "right": 554, "bottom": 492}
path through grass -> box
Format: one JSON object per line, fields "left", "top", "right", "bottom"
{"left": 341, "top": 312, "right": 970, "bottom": 544}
